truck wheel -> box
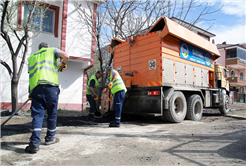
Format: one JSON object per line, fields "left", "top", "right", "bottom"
{"left": 219, "top": 94, "right": 230, "bottom": 115}
{"left": 186, "top": 95, "right": 203, "bottom": 121}
{"left": 164, "top": 91, "right": 187, "bottom": 123}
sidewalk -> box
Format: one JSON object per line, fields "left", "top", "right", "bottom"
{"left": 227, "top": 102, "right": 246, "bottom": 119}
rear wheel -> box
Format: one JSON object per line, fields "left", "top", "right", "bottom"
{"left": 164, "top": 91, "right": 187, "bottom": 123}
{"left": 219, "top": 94, "right": 230, "bottom": 115}
{"left": 186, "top": 95, "right": 203, "bottom": 121}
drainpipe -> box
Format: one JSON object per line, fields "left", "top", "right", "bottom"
{"left": 82, "top": 3, "right": 98, "bottom": 111}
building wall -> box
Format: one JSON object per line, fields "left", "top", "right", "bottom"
{"left": 217, "top": 49, "right": 226, "bottom": 66}
{"left": 58, "top": 61, "right": 84, "bottom": 110}
{"left": 66, "top": 1, "right": 92, "bottom": 59}
{"left": 0, "top": 1, "right": 95, "bottom": 111}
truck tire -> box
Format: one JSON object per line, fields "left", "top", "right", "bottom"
{"left": 219, "top": 94, "right": 230, "bottom": 115}
{"left": 186, "top": 95, "right": 203, "bottom": 121}
{"left": 164, "top": 91, "right": 187, "bottom": 123}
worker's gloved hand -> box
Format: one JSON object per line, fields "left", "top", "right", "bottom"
{"left": 108, "top": 96, "right": 112, "bottom": 101}
{"left": 58, "top": 62, "right": 67, "bottom": 72}
{"left": 93, "top": 95, "right": 99, "bottom": 101}
{"left": 108, "top": 82, "right": 113, "bottom": 89}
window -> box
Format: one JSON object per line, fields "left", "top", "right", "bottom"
{"left": 223, "top": 69, "right": 227, "bottom": 79}
{"left": 42, "top": 10, "right": 55, "bottom": 33}
{"left": 237, "top": 47, "right": 246, "bottom": 60}
{"left": 226, "top": 47, "right": 246, "bottom": 60}
{"left": 226, "top": 48, "right": 237, "bottom": 59}
{"left": 18, "top": 2, "right": 59, "bottom": 37}
{"left": 240, "top": 72, "right": 244, "bottom": 80}
{"left": 24, "top": 5, "right": 54, "bottom": 33}
{"left": 242, "top": 87, "right": 245, "bottom": 93}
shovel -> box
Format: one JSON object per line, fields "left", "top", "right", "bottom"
{"left": 1, "top": 99, "right": 29, "bottom": 126}
{"left": 94, "top": 95, "right": 101, "bottom": 117}
{"left": 94, "top": 102, "right": 101, "bottom": 117}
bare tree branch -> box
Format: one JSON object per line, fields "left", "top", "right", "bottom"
{"left": 0, "top": 59, "right": 12, "bottom": 78}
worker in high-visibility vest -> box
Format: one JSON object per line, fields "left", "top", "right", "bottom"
{"left": 25, "top": 42, "right": 69, "bottom": 153}
{"left": 86, "top": 71, "right": 103, "bottom": 121}
{"left": 107, "top": 66, "right": 127, "bottom": 127}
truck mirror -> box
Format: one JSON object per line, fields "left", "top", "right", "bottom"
{"left": 230, "top": 70, "right": 235, "bottom": 80}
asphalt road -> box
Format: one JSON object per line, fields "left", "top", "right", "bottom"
{"left": 1, "top": 103, "right": 245, "bottom": 166}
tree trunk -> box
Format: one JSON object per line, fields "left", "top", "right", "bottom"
{"left": 11, "top": 79, "right": 18, "bottom": 113}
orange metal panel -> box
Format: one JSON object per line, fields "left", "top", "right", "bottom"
{"left": 130, "top": 48, "right": 160, "bottom": 60}
{"left": 113, "top": 32, "right": 163, "bottom": 87}
{"left": 161, "top": 35, "right": 180, "bottom": 52}
{"left": 148, "top": 17, "right": 220, "bottom": 59}
{"left": 162, "top": 17, "right": 220, "bottom": 58}
{"left": 209, "top": 71, "right": 215, "bottom": 88}
{"left": 161, "top": 47, "right": 179, "bottom": 57}
{"left": 111, "top": 17, "right": 220, "bottom": 88}
{"left": 114, "top": 55, "right": 130, "bottom": 63}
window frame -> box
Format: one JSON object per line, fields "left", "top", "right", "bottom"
{"left": 239, "top": 72, "right": 244, "bottom": 81}
{"left": 18, "top": 2, "right": 59, "bottom": 38}
{"left": 226, "top": 48, "right": 237, "bottom": 59}
{"left": 242, "top": 87, "right": 245, "bottom": 93}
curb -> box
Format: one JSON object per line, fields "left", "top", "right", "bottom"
{"left": 225, "top": 114, "right": 246, "bottom": 120}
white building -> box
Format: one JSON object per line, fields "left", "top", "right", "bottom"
{"left": 0, "top": 0, "right": 103, "bottom": 111}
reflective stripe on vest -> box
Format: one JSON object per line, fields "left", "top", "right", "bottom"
{"left": 110, "top": 70, "right": 127, "bottom": 95}
{"left": 86, "top": 75, "right": 99, "bottom": 95}
{"left": 28, "top": 48, "right": 58, "bottom": 92}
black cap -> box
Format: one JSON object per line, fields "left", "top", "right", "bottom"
{"left": 107, "top": 66, "right": 113, "bottom": 71}
{"left": 38, "top": 42, "right": 49, "bottom": 49}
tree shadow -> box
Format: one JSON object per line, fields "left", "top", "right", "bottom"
{"left": 161, "top": 130, "right": 246, "bottom": 165}
{"left": 1, "top": 141, "right": 29, "bottom": 154}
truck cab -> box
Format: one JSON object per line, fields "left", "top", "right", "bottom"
{"left": 215, "top": 63, "right": 229, "bottom": 91}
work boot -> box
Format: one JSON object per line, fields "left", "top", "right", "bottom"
{"left": 87, "top": 114, "right": 96, "bottom": 121}
{"left": 109, "top": 122, "right": 120, "bottom": 127}
{"left": 25, "top": 145, "right": 39, "bottom": 153}
{"left": 45, "top": 137, "right": 60, "bottom": 145}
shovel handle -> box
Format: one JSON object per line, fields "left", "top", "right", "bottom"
{"left": 1, "top": 99, "right": 29, "bottom": 126}
{"left": 108, "top": 90, "right": 111, "bottom": 111}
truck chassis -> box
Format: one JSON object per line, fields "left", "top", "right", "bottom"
{"left": 123, "top": 86, "right": 230, "bottom": 123}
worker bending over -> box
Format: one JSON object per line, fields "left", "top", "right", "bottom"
{"left": 26, "top": 42, "right": 69, "bottom": 153}
{"left": 86, "top": 71, "right": 103, "bottom": 121}
{"left": 107, "top": 66, "right": 127, "bottom": 127}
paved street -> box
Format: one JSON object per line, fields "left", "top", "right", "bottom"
{"left": 1, "top": 103, "right": 245, "bottom": 166}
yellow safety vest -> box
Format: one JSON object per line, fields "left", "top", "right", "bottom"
{"left": 110, "top": 70, "right": 127, "bottom": 95}
{"left": 86, "top": 75, "right": 99, "bottom": 95}
{"left": 28, "top": 48, "right": 58, "bottom": 92}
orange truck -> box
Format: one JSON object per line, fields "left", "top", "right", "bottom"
{"left": 109, "top": 17, "right": 232, "bottom": 123}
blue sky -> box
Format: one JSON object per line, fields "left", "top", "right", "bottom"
{"left": 195, "top": 0, "right": 246, "bottom": 44}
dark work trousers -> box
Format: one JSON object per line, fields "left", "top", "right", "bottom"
{"left": 30, "top": 84, "right": 60, "bottom": 146}
{"left": 86, "top": 94, "right": 96, "bottom": 117}
{"left": 114, "top": 90, "right": 126, "bottom": 124}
